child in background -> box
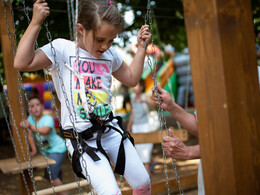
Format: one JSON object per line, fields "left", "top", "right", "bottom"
{"left": 127, "top": 79, "right": 155, "bottom": 176}
{"left": 14, "top": 0, "right": 151, "bottom": 194}
{"left": 20, "top": 96, "right": 67, "bottom": 195}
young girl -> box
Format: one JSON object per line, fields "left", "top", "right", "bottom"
{"left": 20, "top": 96, "right": 67, "bottom": 195}
{"left": 14, "top": 0, "right": 151, "bottom": 194}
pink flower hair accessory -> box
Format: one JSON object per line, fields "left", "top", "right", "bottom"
{"left": 109, "top": 1, "right": 113, "bottom": 5}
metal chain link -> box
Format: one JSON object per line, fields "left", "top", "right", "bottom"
{"left": 18, "top": 74, "right": 39, "bottom": 194}
{"left": 44, "top": 69, "right": 85, "bottom": 194}
{"left": 1, "top": 1, "right": 38, "bottom": 194}
{"left": 3, "top": 0, "right": 91, "bottom": 194}
{"left": 41, "top": 8, "right": 87, "bottom": 194}
{"left": 0, "top": 80, "right": 30, "bottom": 194}
{"left": 145, "top": 1, "right": 184, "bottom": 194}
{"left": 44, "top": 18, "right": 94, "bottom": 195}
{"left": 18, "top": 1, "right": 60, "bottom": 194}
{"left": 0, "top": 4, "right": 34, "bottom": 188}
{"left": 70, "top": 0, "right": 75, "bottom": 34}
{"left": 20, "top": 0, "right": 86, "bottom": 193}
{"left": 66, "top": 0, "right": 73, "bottom": 40}
{"left": 55, "top": 56, "right": 94, "bottom": 194}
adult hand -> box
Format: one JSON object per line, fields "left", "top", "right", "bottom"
{"left": 152, "top": 84, "right": 174, "bottom": 111}
{"left": 162, "top": 130, "right": 189, "bottom": 160}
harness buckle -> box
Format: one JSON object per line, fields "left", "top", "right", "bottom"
{"left": 81, "top": 128, "right": 94, "bottom": 140}
{"left": 122, "top": 131, "right": 129, "bottom": 140}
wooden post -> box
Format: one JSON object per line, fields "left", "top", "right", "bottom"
{"left": 183, "top": 0, "right": 260, "bottom": 194}
{"left": 0, "top": 1, "right": 33, "bottom": 194}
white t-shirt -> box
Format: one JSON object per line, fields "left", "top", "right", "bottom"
{"left": 40, "top": 38, "right": 123, "bottom": 132}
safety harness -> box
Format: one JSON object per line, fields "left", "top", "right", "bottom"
{"left": 60, "top": 112, "right": 134, "bottom": 178}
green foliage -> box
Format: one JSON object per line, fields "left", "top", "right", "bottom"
{"left": 13, "top": 0, "right": 70, "bottom": 46}
{"left": 116, "top": 0, "right": 187, "bottom": 52}
{"left": 117, "top": 0, "right": 260, "bottom": 52}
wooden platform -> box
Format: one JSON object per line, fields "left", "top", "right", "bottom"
{"left": 0, "top": 155, "right": 56, "bottom": 174}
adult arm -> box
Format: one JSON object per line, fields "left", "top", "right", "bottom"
{"left": 153, "top": 84, "right": 198, "bottom": 136}
{"left": 113, "top": 25, "right": 151, "bottom": 87}
{"left": 163, "top": 129, "right": 200, "bottom": 159}
{"left": 14, "top": 0, "right": 52, "bottom": 71}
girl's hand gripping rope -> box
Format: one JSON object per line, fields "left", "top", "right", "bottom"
{"left": 137, "top": 25, "right": 151, "bottom": 49}
{"left": 32, "top": 0, "right": 50, "bottom": 26}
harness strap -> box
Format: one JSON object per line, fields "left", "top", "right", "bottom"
{"left": 96, "top": 130, "right": 110, "bottom": 162}
{"left": 60, "top": 112, "right": 135, "bottom": 176}
{"left": 70, "top": 139, "right": 86, "bottom": 179}
{"left": 59, "top": 128, "right": 101, "bottom": 162}
{"left": 105, "top": 125, "right": 134, "bottom": 175}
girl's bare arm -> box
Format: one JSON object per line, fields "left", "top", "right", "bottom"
{"left": 14, "top": 0, "right": 52, "bottom": 71}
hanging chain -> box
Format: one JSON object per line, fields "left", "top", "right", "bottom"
{"left": 42, "top": 31, "right": 85, "bottom": 195}
{"left": 70, "top": 0, "right": 75, "bottom": 34}
{"left": 15, "top": 2, "right": 62, "bottom": 195}
{"left": 42, "top": 0, "right": 94, "bottom": 192}
{"left": 20, "top": 0, "right": 86, "bottom": 193}
{"left": 73, "top": 0, "right": 96, "bottom": 116}
{"left": 6, "top": 0, "right": 57, "bottom": 192}
{"left": 66, "top": 0, "right": 73, "bottom": 40}
{"left": 1, "top": 1, "right": 38, "bottom": 194}
{"left": 52, "top": 47, "right": 94, "bottom": 194}
{"left": 145, "top": 1, "right": 184, "bottom": 195}
{"left": 0, "top": 78, "right": 30, "bottom": 195}
{"left": 151, "top": 7, "right": 182, "bottom": 131}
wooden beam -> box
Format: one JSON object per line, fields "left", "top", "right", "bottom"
{"left": 132, "top": 129, "right": 188, "bottom": 144}
{"left": 32, "top": 180, "right": 90, "bottom": 195}
{"left": 0, "top": 1, "right": 33, "bottom": 194}
{"left": 183, "top": 0, "right": 260, "bottom": 194}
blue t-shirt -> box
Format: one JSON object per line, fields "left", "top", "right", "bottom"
{"left": 27, "top": 114, "right": 67, "bottom": 155}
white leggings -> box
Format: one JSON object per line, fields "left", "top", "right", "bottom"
{"left": 66, "top": 120, "right": 150, "bottom": 195}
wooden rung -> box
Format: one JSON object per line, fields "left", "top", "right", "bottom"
{"left": 121, "top": 172, "right": 198, "bottom": 195}
{"left": 132, "top": 128, "right": 188, "bottom": 144}
{"left": 32, "top": 180, "right": 90, "bottom": 195}
{"left": 0, "top": 154, "right": 56, "bottom": 174}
